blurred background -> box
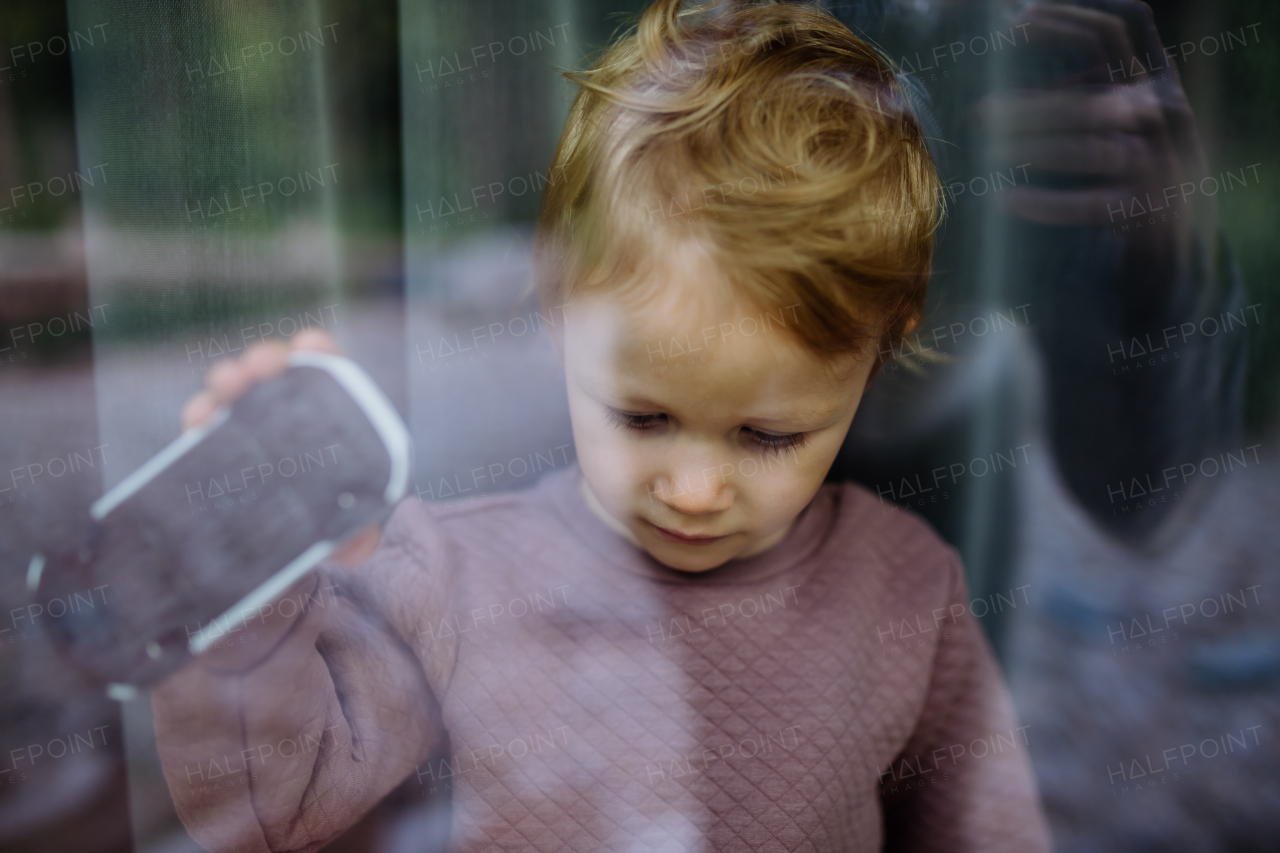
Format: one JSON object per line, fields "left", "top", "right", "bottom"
{"left": 0, "top": 0, "right": 1275, "bottom": 851}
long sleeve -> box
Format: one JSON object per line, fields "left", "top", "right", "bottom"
{"left": 879, "top": 552, "right": 1052, "bottom": 852}
{"left": 151, "top": 497, "right": 456, "bottom": 853}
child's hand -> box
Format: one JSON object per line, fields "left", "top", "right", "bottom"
{"left": 179, "top": 328, "right": 383, "bottom": 566}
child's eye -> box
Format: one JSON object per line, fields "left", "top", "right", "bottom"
{"left": 743, "top": 428, "right": 809, "bottom": 456}
{"left": 605, "top": 409, "right": 667, "bottom": 431}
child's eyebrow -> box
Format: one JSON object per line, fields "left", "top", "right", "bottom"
{"left": 575, "top": 372, "right": 683, "bottom": 410}
{"left": 575, "top": 376, "right": 658, "bottom": 410}
{"left": 743, "top": 406, "right": 844, "bottom": 432}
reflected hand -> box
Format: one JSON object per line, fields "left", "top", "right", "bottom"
{"left": 979, "top": 0, "right": 1208, "bottom": 236}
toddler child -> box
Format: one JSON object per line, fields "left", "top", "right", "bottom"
{"left": 157, "top": 1, "right": 1051, "bottom": 850}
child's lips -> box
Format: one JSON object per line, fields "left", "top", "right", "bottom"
{"left": 647, "top": 521, "right": 729, "bottom": 546}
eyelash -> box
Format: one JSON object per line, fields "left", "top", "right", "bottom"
{"left": 748, "top": 430, "right": 809, "bottom": 456}
{"left": 604, "top": 409, "right": 809, "bottom": 456}
{"left": 604, "top": 409, "right": 666, "bottom": 433}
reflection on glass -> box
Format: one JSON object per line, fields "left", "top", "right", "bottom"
{"left": 0, "top": 1, "right": 1275, "bottom": 852}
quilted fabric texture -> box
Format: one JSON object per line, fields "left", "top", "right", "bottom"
{"left": 152, "top": 466, "right": 1051, "bottom": 852}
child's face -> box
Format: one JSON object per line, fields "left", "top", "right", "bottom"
{"left": 560, "top": 240, "right": 876, "bottom": 572}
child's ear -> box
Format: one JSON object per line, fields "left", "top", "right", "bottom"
{"left": 901, "top": 311, "right": 922, "bottom": 336}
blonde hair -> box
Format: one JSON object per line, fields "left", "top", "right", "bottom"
{"left": 535, "top": 0, "right": 942, "bottom": 368}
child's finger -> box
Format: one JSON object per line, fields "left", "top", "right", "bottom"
{"left": 205, "top": 357, "right": 252, "bottom": 405}
{"left": 205, "top": 341, "right": 289, "bottom": 404}
{"left": 180, "top": 390, "right": 220, "bottom": 432}
{"left": 181, "top": 340, "right": 291, "bottom": 432}
{"left": 290, "top": 328, "right": 343, "bottom": 355}
{"left": 332, "top": 524, "right": 382, "bottom": 566}
{"left": 240, "top": 340, "right": 291, "bottom": 384}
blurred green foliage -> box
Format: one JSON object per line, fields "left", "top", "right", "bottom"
{"left": 1211, "top": 0, "right": 1279, "bottom": 435}
{"left": 1, "top": 0, "right": 1276, "bottom": 433}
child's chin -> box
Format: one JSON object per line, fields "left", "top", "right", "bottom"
{"left": 644, "top": 542, "right": 735, "bottom": 574}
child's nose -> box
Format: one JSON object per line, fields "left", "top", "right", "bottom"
{"left": 652, "top": 468, "right": 735, "bottom": 515}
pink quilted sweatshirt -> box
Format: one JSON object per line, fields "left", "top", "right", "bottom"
{"left": 153, "top": 465, "right": 1052, "bottom": 852}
